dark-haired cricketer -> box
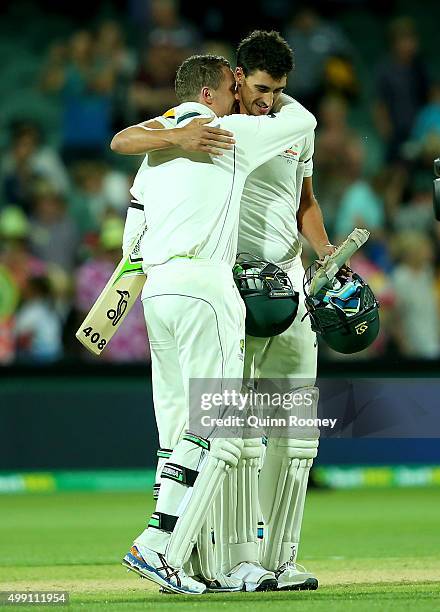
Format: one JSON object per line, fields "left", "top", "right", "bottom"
{"left": 213, "top": 31, "right": 333, "bottom": 592}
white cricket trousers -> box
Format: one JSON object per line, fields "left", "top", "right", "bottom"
{"left": 141, "top": 259, "right": 246, "bottom": 450}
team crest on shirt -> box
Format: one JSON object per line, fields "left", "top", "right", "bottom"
{"left": 279, "top": 144, "right": 299, "bottom": 162}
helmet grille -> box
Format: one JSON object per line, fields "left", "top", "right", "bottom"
{"left": 362, "top": 284, "right": 376, "bottom": 310}
{"left": 314, "top": 306, "right": 340, "bottom": 327}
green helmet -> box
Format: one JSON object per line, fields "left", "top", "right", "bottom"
{"left": 233, "top": 254, "right": 299, "bottom": 337}
{"left": 303, "top": 264, "right": 380, "bottom": 354}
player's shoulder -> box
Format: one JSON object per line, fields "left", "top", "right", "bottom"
{"left": 272, "top": 94, "right": 315, "bottom": 129}
{"left": 164, "top": 102, "right": 215, "bottom": 128}
{"left": 162, "top": 107, "right": 176, "bottom": 121}
{"left": 286, "top": 96, "right": 311, "bottom": 113}
{"left": 284, "top": 98, "right": 317, "bottom": 129}
{"left": 154, "top": 106, "right": 180, "bottom": 127}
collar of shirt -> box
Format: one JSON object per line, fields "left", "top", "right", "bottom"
{"left": 174, "top": 101, "right": 217, "bottom": 126}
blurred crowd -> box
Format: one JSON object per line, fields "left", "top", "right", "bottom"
{"left": 0, "top": 0, "right": 439, "bottom": 365}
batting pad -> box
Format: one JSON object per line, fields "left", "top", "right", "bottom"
{"left": 214, "top": 438, "right": 262, "bottom": 572}
{"left": 166, "top": 437, "right": 243, "bottom": 569}
{"left": 184, "top": 508, "right": 216, "bottom": 581}
{"left": 259, "top": 387, "right": 319, "bottom": 571}
{"left": 194, "top": 508, "right": 216, "bottom": 580}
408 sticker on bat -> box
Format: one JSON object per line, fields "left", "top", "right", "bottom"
{"left": 81, "top": 326, "right": 107, "bottom": 351}
{"left": 75, "top": 236, "right": 146, "bottom": 356}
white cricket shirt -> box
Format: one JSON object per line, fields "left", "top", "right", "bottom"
{"left": 130, "top": 101, "right": 316, "bottom": 271}
{"left": 238, "top": 128, "right": 314, "bottom": 264}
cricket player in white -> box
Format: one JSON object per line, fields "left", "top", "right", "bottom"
{"left": 224, "top": 31, "right": 333, "bottom": 592}
{"left": 112, "top": 53, "right": 316, "bottom": 595}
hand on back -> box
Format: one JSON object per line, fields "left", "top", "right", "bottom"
{"left": 176, "top": 118, "right": 235, "bottom": 155}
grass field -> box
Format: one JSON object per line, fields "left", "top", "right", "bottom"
{"left": 1, "top": 488, "right": 439, "bottom": 610}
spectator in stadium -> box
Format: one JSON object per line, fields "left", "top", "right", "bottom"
{"left": 128, "top": 42, "right": 179, "bottom": 123}
{"left": 0, "top": 206, "right": 46, "bottom": 293}
{"left": 314, "top": 95, "right": 362, "bottom": 230}
{"left": 411, "top": 82, "right": 440, "bottom": 143}
{"left": 391, "top": 231, "right": 440, "bottom": 359}
{"left": 39, "top": 40, "right": 68, "bottom": 93}
{"left": 393, "top": 175, "right": 435, "bottom": 234}
{"left": 374, "top": 17, "right": 430, "bottom": 164}
{"left": 342, "top": 250, "right": 397, "bottom": 358}
{"left": 147, "top": 0, "right": 200, "bottom": 52}
{"left": 42, "top": 29, "right": 116, "bottom": 163}
{"left": 94, "top": 20, "right": 137, "bottom": 133}
{"left": 1, "top": 127, "right": 41, "bottom": 213}
{"left": 29, "top": 180, "right": 79, "bottom": 273}
{"left": 333, "top": 138, "right": 385, "bottom": 243}
{"left": 14, "top": 275, "right": 63, "bottom": 364}
{"left": 1, "top": 122, "right": 70, "bottom": 202}
{"left": 128, "top": 0, "right": 200, "bottom": 122}
{"left": 69, "top": 161, "right": 130, "bottom": 236}
{"left": 283, "top": 6, "right": 354, "bottom": 114}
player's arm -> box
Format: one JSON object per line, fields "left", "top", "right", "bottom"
{"left": 297, "top": 176, "right": 334, "bottom": 259}
{"left": 111, "top": 118, "right": 235, "bottom": 156}
{"left": 111, "top": 120, "right": 171, "bottom": 155}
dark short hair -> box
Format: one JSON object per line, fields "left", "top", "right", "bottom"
{"left": 237, "top": 30, "right": 294, "bottom": 79}
{"left": 175, "top": 54, "right": 231, "bottom": 102}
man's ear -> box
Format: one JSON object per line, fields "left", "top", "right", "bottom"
{"left": 201, "top": 86, "right": 213, "bottom": 105}
{"left": 235, "top": 67, "right": 244, "bottom": 86}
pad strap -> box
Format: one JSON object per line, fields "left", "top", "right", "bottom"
{"left": 161, "top": 462, "right": 199, "bottom": 487}
{"left": 183, "top": 432, "right": 210, "bottom": 451}
{"left": 154, "top": 448, "right": 173, "bottom": 499}
{"left": 148, "top": 511, "right": 178, "bottom": 533}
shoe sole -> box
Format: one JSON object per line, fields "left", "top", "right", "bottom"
{"left": 160, "top": 585, "right": 244, "bottom": 594}
{"left": 191, "top": 573, "right": 244, "bottom": 593}
{"left": 278, "top": 578, "right": 318, "bottom": 591}
{"left": 205, "top": 586, "right": 245, "bottom": 593}
{"left": 159, "top": 587, "right": 175, "bottom": 595}
{"left": 122, "top": 558, "right": 204, "bottom": 595}
{"left": 254, "top": 578, "right": 278, "bottom": 592}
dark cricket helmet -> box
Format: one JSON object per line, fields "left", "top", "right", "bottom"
{"left": 303, "top": 264, "right": 380, "bottom": 354}
{"left": 233, "top": 253, "right": 299, "bottom": 337}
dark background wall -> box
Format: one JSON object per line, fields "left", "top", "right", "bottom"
{"left": 2, "top": 362, "right": 439, "bottom": 470}
{"left": 1, "top": 368, "right": 156, "bottom": 469}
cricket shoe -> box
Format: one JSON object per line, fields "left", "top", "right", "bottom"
{"left": 160, "top": 573, "right": 244, "bottom": 594}
{"left": 192, "top": 572, "right": 244, "bottom": 593}
{"left": 228, "top": 561, "right": 277, "bottom": 592}
{"left": 275, "top": 562, "right": 318, "bottom": 590}
{"left": 122, "top": 545, "right": 206, "bottom": 595}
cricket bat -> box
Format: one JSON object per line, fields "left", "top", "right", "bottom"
{"left": 309, "top": 228, "right": 370, "bottom": 296}
{"left": 75, "top": 225, "right": 147, "bottom": 356}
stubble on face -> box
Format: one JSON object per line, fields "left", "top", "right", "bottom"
{"left": 235, "top": 69, "right": 287, "bottom": 116}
